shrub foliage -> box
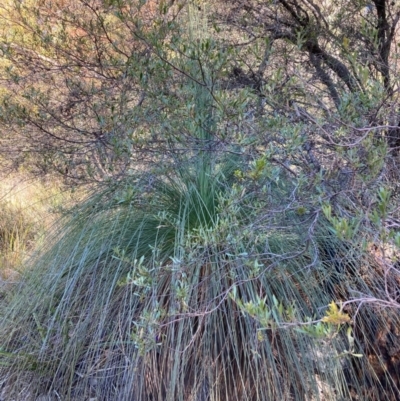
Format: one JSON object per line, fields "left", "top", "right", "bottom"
{"left": 0, "top": 1, "right": 400, "bottom": 400}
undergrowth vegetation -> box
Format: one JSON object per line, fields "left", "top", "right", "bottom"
{"left": 0, "top": 174, "right": 76, "bottom": 282}
{"left": 0, "top": 1, "right": 400, "bottom": 400}
{"left": 1, "top": 156, "right": 399, "bottom": 401}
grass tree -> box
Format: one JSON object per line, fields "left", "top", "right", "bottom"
{"left": 1, "top": 151, "right": 400, "bottom": 400}
{"left": 1, "top": 1, "right": 400, "bottom": 401}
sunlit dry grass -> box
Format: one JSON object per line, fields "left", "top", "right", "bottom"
{"left": 0, "top": 173, "right": 80, "bottom": 286}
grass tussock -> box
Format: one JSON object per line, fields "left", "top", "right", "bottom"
{"left": 0, "top": 161, "right": 399, "bottom": 401}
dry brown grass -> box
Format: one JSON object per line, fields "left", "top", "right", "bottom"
{"left": 0, "top": 173, "right": 81, "bottom": 287}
